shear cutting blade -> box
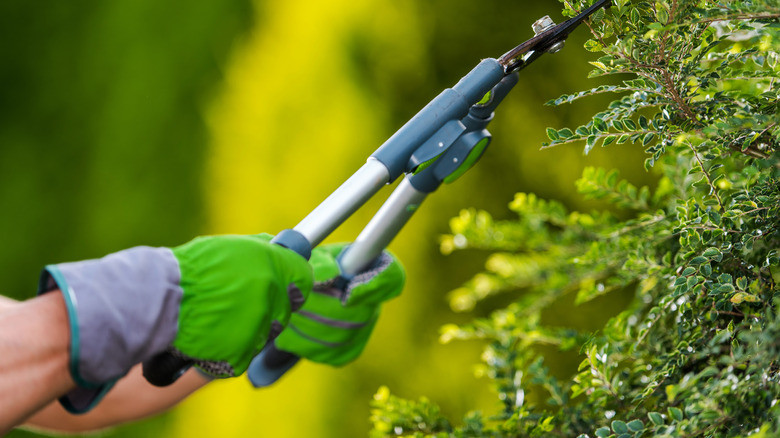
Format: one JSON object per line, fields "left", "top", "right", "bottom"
{"left": 498, "top": 0, "right": 612, "bottom": 73}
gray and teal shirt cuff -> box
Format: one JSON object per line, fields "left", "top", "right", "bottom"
{"left": 38, "top": 246, "right": 183, "bottom": 413}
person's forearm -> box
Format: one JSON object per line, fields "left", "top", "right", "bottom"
{"left": 0, "top": 294, "right": 18, "bottom": 310}
{"left": 24, "top": 365, "right": 210, "bottom": 434}
{"left": 0, "top": 293, "right": 210, "bottom": 434}
{"left": 0, "top": 291, "right": 75, "bottom": 433}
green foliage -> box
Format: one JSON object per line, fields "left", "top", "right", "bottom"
{"left": 543, "top": 0, "right": 780, "bottom": 168}
{"left": 0, "top": 0, "right": 253, "bottom": 302}
{"left": 371, "top": 0, "right": 780, "bottom": 436}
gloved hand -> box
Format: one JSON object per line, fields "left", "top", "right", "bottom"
{"left": 38, "top": 234, "right": 312, "bottom": 413}
{"left": 274, "top": 243, "right": 405, "bottom": 366}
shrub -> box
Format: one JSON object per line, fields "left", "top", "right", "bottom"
{"left": 370, "top": 1, "right": 780, "bottom": 436}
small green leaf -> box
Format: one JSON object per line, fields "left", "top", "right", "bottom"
{"left": 699, "top": 410, "right": 720, "bottom": 421}
{"left": 702, "top": 247, "right": 721, "bottom": 258}
{"left": 648, "top": 22, "right": 664, "bottom": 31}
{"left": 606, "top": 169, "right": 619, "bottom": 187}
{"left": 558, "top": 128, "right": 574, "bottom": 139}
{"left": 627, "top": 419, "right": 644, "bottom": 432}
{"left": 690, "top": 256, "right": 708, "bottom": 265}
{"left": 612, "top": 420, "right": 629, "bottom": 434}
{"left": 585, "top": 136, "right": 598, "bottom": 154}
{"left": 593, "top": 118, "right": 608, "bottom": 133}
{"left": 709, "top": 210, "right": 721, "bottom": 225}
{"left": 718, "top": 283, "right": 736, "bottom": 294}
{"left": 666, "top": 384, "right": 680, "bottom": 402}
{"left": 668, "top": 407, "right": 684, "bottom": 422}
{"left": 630, "top": 8, "right": 641, "bottom": 24}
{"left": 547, "top": 128, "right": 560, "bottom": 141}
{"left": 731, "top": 291, "right": 761, "bottom": 304}
{"left": 585, "top": 39, "right": 605, "bottom": 52}
{"left": 591, "top": 7, "right": 606, "bottom": 23}
{"left": 595, "top": 426, "right": 611, "bottom": 437}
{"left": 657, "top": 6, "right": 669, "bottom": 24}
{"left": 648, "top": 412, "right": 664, "bottom": 425}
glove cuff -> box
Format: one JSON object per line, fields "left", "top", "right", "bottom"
{"left": 343, "top": 251, "right": 394, "bottom": 302}
{"left": 339, "top": 251, "right": 405, "bottom": 306}
{"left": 38, "top": 246, "right": 183, "bottom": 413}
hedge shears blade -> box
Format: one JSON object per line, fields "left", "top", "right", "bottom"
{"left": 498, "top": 0, "right": 612, "bottom": 74}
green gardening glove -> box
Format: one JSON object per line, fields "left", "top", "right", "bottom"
{"left": 39, "top": 233, "right": 312, "bottom": 413}
{"left": 274, "top": 243, "right": 405, "bottom": 366}
{"left": 170, "top": 234, "right": 312, "bottom": 375}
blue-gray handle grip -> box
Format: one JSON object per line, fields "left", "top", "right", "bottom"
{"left": 248, "top": 341, "right": 300, "bottom": 387}
{"left": 271, "top": 229, "right": 313, "bottom": 260}
{"left": 371, "top": 58, "right": 504, "bottom": 180}
{"left": 245, "top": 230, "right": 313, "bottom": 387}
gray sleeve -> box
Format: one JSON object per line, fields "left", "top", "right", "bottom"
{"left": 39, "top": 246, "right": 183, "bottom": 413}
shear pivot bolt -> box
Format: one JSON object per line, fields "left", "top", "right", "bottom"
{"left": 532, "top": 15, "right": 565, "bottom": 53}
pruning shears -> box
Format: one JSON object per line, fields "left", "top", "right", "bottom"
{"left": 140, "top": 0, "right": 613, "bottom": 388}
{"left": 242, "top": 0, "right": 613, "bottom": 387}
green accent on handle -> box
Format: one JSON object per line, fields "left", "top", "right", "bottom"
{"left": 443, "top": 137, "right": 490, "bottom": 184}
{"left": 477, "top": 90, "right": 493, "bottom": 105}
{"left": 412, "top": 152, "right": 443, "bottom": 175}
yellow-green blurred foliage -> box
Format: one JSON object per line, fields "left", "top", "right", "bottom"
{"left": 3, "top": 0, "right": 655, "bottom": 437}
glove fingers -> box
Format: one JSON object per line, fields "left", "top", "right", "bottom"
{"left": 309, "top": 244, "right": 343, "bottom": 282}
{"left": 277, "top": 316, "right": 379, "bottom": 366}
{"left": 288, "top": 310, "right": 375, "bottom": 345}
{"left": 310, "top": 245, "right": 406, "bottom": 306}
{"left": 250, "top": 233, "right": 314, "bottom": 308}
{"left": 280, "top": 242, "right": 405, "bottom": 367}
{"left": 286, "top": 295, "right": 379, "bottom": 345}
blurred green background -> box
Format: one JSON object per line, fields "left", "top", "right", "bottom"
{"left": 2, "top": 0, "right": 652, "bottom": 436}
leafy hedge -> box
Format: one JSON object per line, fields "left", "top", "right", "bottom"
{"left": 370, "top": 0, "right": 780, "bottom": 436}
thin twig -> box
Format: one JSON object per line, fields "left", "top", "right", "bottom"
{"left": 687, "top": 142, "right": 725, "bottom": 211}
